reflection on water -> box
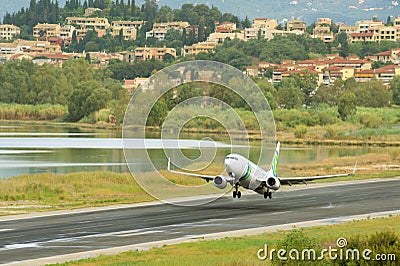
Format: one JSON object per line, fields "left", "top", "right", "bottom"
{"left": 0, "top": 122, "right": 394, "bottom": 179}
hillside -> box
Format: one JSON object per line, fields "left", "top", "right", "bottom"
{"left": 1, "top": 0, "right": 399, "bottom": 24}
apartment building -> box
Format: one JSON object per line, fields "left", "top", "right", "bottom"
{"left": 374, "top": 26, "right": 397, "bottom": 42}
{"left": 0, "top": 39, "right": 61, "bottom": 55}
{"left": 84, "top": 7, "right": 101, "bottom": 16}
{"left": 0, "top": 24, "right": 20, "bottom": 40}
{"left": 33, "top": 23, "right": 61, "bottom": 38}
{"left": 183, "top": 42, "right": 217, "bottom": 56}
{"left": 146, "top": 21, "right": 189, "bottom": 40}
{"left": 338, "top": 24, "right": 357, "bottom": 34}
{"left": 111, "top": 20, "right": 145, "bottom": 29}
{"left": 111, "top": 26, "right": 137, "bottom": 40}
{"left": 146, "top": 29, "right": 168, "bottom": 41}
{"left": 313, "top": 25, "right": 334, "bottom": 43}
{"left": 355, "top": 20, "right": 384, "bottom": 33}
{"left": 286, "top": 19, "right": 306, "bottom": 32}
{"left": 65, "top": 17, "right": 110, "bottom": 31}
{"left": 395, "top": 16, "right": 400, "bottom": 27}
{"left": 60, "top": 25, "right": 75, "bottom": 39}
{"left": 317, "top": 18, "right": 332, "bottom": 26}
{"left": 369, "top": 48, "right": 400, "bottom": 63}
{"left": 207, "top": 32, "right": 244, "bottom": 43}
{"left": 244, "top": 27, "right": 259, "bottom": 40}
{"left": 0, "top": 42, "right": 22, "bottom": 55}
{"left": 349, "top": 32, "right": 374, "bottom": 43}
{"left": 185, "top": 25, "right": 199, "bottom": 39}
{"left": 215, "top": 21, "right": 236, "bottom": 33}
{"left": 253, "top": 18, "right": 278, "bottom": 29}
{"left": 153, "top": 21, "right": 189, "bottom": 31}
{"left": 134, "top": 46, "right": 176, "bottom": 61}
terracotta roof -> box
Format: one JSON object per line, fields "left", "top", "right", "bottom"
{"left": 323, "top": 66, "right": 343, "bottom": 71}
{"left": 328, "top": 58, "right": 369, "bottom": 64}
{"left": 374, "top": 65, "right": 397, "bottom": 73}
{"left": 374, "top": 51, "right": 392, "bottom": 56}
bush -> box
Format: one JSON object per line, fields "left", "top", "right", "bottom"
{"left": 325, "top": 125, "right": 339, "bottom": 138}
{"left": 340, "top": 230, "right": 400, "bottom": 265}
{"left": 294, "top": 125, "right": 307, "bottom": 138}
{"left": 95, "top": 109, "right": 112, "bottom": 123}
{"left": 273, "top": 229, "right": 319, "bottom": 265}
{"left": 357, "top": 112, "right": 383, "bottom": 128}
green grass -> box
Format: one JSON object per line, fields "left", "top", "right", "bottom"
{"left": 0, "top": 103, "right": 67, "bottom": 121}
{"left": 52, "top": 216, "right": 400, "bottom": 266}
{"left": 0, "top": 172, "right": 153, "bottom": 214}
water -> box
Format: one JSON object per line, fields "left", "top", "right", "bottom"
{"left": 0, "top": 122, "right": 393, "bottom": 179}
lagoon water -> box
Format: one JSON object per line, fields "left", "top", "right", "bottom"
{"left": 0, "top": 122, "right": 391, "bottom": 179}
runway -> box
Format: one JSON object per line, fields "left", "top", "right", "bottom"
{"left": 0, "top": 178, "right": 400, "bottom": 265}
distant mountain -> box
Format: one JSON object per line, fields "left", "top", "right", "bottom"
{"left": 2, "top": 0, "right": 399, "bottom": 25}
{"left": 148, "top": 0, "right": 399, "bottom": 24}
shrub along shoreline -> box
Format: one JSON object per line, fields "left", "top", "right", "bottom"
{"left": 1, "top": 103, "right": 399, "bottom": 146}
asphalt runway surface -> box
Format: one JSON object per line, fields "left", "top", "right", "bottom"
{"left": 1, "top": 178, "right": 400, "bottom": 264}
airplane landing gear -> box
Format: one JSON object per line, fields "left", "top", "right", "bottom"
{"left": 233, "top": 185, "right": 241, "bottom": 198}
{"left": 263, "top": 191, "right": 272, "bottom": 199}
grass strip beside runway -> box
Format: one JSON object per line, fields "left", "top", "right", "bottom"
{"left": 54, "top": 215, "right": 400, "bottom": 266}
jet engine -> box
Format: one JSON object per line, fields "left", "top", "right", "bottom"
{"left": 213, "top": 175, "right": 228, "bottom": 189}
{"left": 266, "top": 176, "right": 281, "bottom": 190}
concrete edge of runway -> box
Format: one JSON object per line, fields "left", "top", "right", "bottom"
{"left": 4, "top": 209, "right": 400, "bottom": 266}
{"left": 1, "top": 176, "right": 400, "bottom": 223}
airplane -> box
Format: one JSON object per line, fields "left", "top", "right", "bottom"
{"left": 167, "top": 142, "right": 357, "bottom": 199}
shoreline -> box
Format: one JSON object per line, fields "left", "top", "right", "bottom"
{"left": 1, "top": 119, "right": 400, "bottom": 146}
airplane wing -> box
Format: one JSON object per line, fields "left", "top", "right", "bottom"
{"left": 167, "top": 157, "right": 216, "bottom": 181}
{"left": 279, "top": 162, "right": 357, "bottom": 186}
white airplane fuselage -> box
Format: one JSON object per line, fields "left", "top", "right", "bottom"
{"left": 224, "top": 153, "right": 281, "bottom": 194}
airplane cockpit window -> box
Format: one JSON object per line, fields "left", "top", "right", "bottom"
{"left": 226, "top": 156, "right": 238, "bottom": 160}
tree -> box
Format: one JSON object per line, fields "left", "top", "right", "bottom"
{"left": 313, "top": 80, "right": 346, "bottom": 106}
{"left": 386, "top": 16, "right": 393, "bottom": 26}
{"left": 338, "top": 92, "right": 357, "bottom": 120}
{"left": 146, "top": 100, "right": 168, "bottom": 126}
{"left": 85, "top": 52, "right": 91, "bottom": 63}
{"left": 336, "top": 31, "right": 349, "bottom": 57}
{"left": 390, "top": 76, "right": 400, "bottom": 105}
{"left": 163, "top": 53, "right": 175, "bottom": 63}
{"left": 68, "top": 80, "right": 111, "bottom": 121}
{"left": 255, "top": 78, "right": 277, "bottom": 109}
{"left": 292, "top": 70, "right": 318, "bottom": 106}
{"left": 142, "top": 0, "right": 158, "bottom": 24}
{"left": 241, "top": 16, "right": 251, "bottom": 28}
{"left": 85, "top": 41, "right": 99, "bottom": 52}
{"left": 277, "top": 78, "right": 305, "bottom": 109}
{"left": 353, "top": 80, "right": 392, "bottom": 108}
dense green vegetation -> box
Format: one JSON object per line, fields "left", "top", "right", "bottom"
{"left": 1, "top": 1, "right": 400, "bottom": 132}
{"left": 0, "top": 59, "right": 131, "bottom": 122}
{"left": 0, "top": 57, "right": 398, "bottom": 131}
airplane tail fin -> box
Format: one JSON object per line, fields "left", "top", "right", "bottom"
{"left": 270, "top": 142, "right": 280, "bottom": 177}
